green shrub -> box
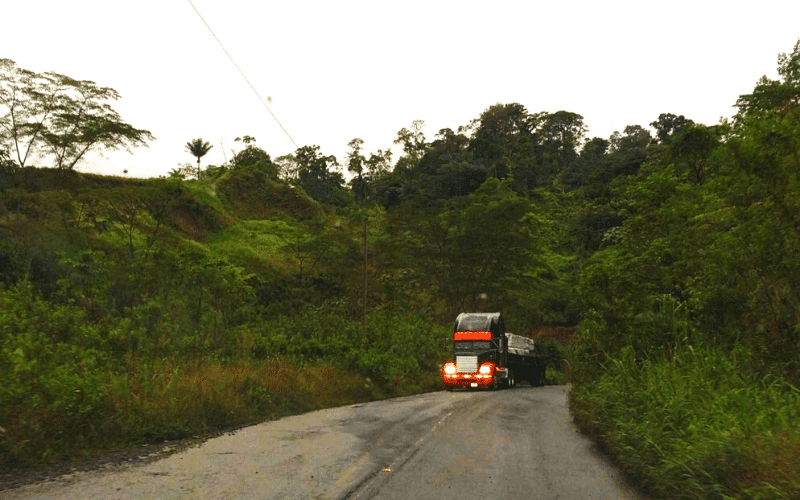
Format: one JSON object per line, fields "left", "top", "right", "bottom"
{"left": 0, "top": 282, "right": 111, "bottom": 465}
{"left": 570, "top": 343, "right": 800, "bottom": 499}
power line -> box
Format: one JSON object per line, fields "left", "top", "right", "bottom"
{"left": 186, "top": 0, "right": 299, "bottom": 149}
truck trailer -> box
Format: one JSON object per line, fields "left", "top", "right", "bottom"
{"left": 442, "top": 312, "right": 546, "bottom": 390}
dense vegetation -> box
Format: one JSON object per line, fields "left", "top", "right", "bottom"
{"left": 567, "top": 41, "right": 800, "bottom": 499}
{"left": 0, "top": 169, "right": 453, "bottom": 468}
{"left": 2, "top": 40, "right": 799, "bottom": 498}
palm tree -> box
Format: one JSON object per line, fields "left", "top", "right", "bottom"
{"left": 184, "top": 138, "right": 213, "bottom": 179}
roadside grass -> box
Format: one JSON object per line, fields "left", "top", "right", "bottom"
{"left": 103, "top": 358, "right": 381, "bottom": 438}
{"left": 569, "top": 344, "right": 800, "bottom": 500}
{"left": 545, "top": 366, "right": 568, "bottom": 385}
{"left": 1, "top": 358, "right": 386, "bottom": 468}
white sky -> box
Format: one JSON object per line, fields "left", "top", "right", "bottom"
{"left": 2, "top": 0, "right": 799, "bottom": 179}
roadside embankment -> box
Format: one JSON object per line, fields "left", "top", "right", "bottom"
{"left": 569, "top": 344, "right": 800, "bottom": 500}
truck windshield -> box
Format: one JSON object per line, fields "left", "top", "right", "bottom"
{"left": 454, "top": 341, "right": 492, "bottom": 351}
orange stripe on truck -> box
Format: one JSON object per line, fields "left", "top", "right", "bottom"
{"left": 453, "top": 331, "right": 492, "bottom": 340}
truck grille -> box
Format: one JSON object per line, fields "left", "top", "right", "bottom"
{"left": 456, "top": 355, "right": 478, "bottom": 373}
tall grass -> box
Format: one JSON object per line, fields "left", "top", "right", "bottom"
{"left": 1, "top": 356, "right": 390, "bottom": 468}
{"left": 102, "top": 358, "right": 377, "bottom": 442}
{"left": 0, "top": 281, "right": 449, "bottom": 469}
{"left": 569, "top": 343, "right": 800, "bottom": 499}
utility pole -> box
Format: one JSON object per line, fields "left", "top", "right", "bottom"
{"left": 363, "top": 216, "right": 368, "bottom": 326}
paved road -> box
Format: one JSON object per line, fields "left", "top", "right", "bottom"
{"left": 4, "top": 385, "right": 646, "bottom": 499}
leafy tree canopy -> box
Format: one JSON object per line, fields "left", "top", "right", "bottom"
{"left": 650, "top": 113, "right": 693, "bottom": 144}
{"left": 294, "top": 145, "right": 347, "bottom": 205}
{"left": 393, "top": 120, "right": 427, "bottom": 173}
{"left": 735, "top": 38, "right": 800, "bottom": 119}
{"left": 233, "top": 144, "right": 271, "bottom": 168}
{"left": 0, "top": 59, "right": 154, "bottom": 171}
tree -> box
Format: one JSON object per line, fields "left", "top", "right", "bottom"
{"left": 468, "top": 103, "right": 541, "bottom": 182}
{"left": 580, "top": 137, "right": 611, "bottom": 184}
{"left": 670, "top": 123, "right": 719, "bottom": 185}
{"left": 735, "top": 38, "right": 800, "bottom": 119}
{"left": 393, "top": 120, "right": 427, "bottom": 173}
{"left": 365, "top": 148, "right": 392, "bottom": 180}
{"left": 395, "top": 178, "right": 544, "bottom": 320}
{"left": 232, "top": 145, "right": 271, "bottom": 167}
{"left": 346, "top": 138, "right": 393, "bottom": 202}
{"left": 420, "top": 128, "right": 485, "bottom": 199}
{"left": 346, "top": 138, "right": 368, "bottom": 201}
{"left": 0, "top": 59, "right": 154, "bottom": 171}
{"left": 345, "top": 138, "right": 366, "bottom": 177}
{"left": 185, "top": 138, "right": 213, "bottom": 179}
{"left": 607, "top": 124, "right": 653, "bottom": 177}
{"left": 575, "top": 39, "right": 800, "bottom": 376}
{"left": 0, "top": 59, "right": 59, "bottom": 170}
{"left": 650, "top": 113, "right": 693, "bottom": 144}
{"left": 232, "top": 143, "right": 278, "bottom": 180}
{"left": 577, "top": 136, "right": 622, "bottom": 253}
{"left": 295, "top": 145, "right": 345, "bottom": 205}
{"left": 275, "top": 154, "right": 301, "bottom": 182}
{"left": 540, "top": 111, "right": 588, "bottom": 189}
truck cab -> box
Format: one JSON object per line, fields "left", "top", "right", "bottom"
{"left": 442, "top": 312, "right": 508, "bottom": 389}
{"left": 442, "top": 312, "right": 546, "bottom": 390}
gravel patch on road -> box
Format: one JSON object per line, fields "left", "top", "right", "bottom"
{"left": 0, "top": 427, "right": 241, "bottom": 492}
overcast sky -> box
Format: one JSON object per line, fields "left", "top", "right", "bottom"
{"left": 3, "top": 0, "right": 799, "bottom": 179}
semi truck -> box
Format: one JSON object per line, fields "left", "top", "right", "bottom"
{"left": 441, "top": 312, "right": 546, "bottom": 390}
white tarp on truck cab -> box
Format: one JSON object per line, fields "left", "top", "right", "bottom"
{"left": 453, "top": 312, "right": 503, "bottom": 338}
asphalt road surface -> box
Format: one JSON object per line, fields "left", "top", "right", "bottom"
{"left": 4, "top": 385, "right": 647, "bottom": 499}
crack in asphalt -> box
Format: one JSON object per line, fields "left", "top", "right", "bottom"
{"left": 340, "top": 411, "right": 453, "bottom": 500}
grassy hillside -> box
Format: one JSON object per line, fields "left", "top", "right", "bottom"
{"left": 0, "top": 168, "right": 450, "bottom": 469}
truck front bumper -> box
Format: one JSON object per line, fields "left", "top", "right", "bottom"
{"left": 442, "top": 373, "right": 495, "bottom": 388}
